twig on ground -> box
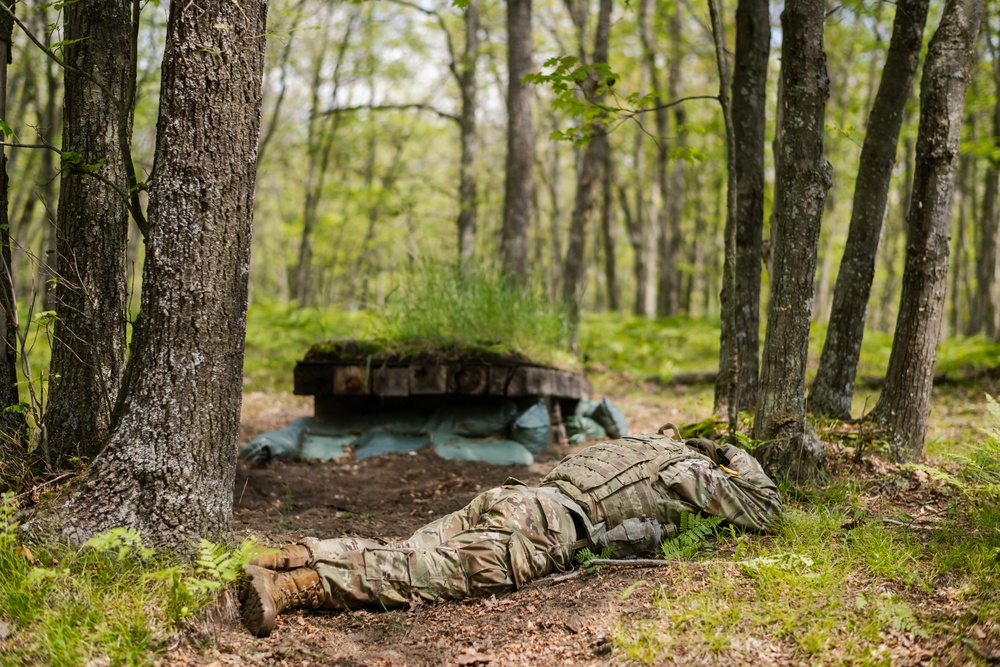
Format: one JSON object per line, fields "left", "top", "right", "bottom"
{"left": 881, "top": 518, "right": 941, "bottom": 530}
{"left": 587, "top": 558, "right": 676, "bottom": 567}
{"left": 963, "top": 638, "right": 1000, "bottom": 664}
{"left": 525, "top": 570, "right": 584, "bottom": 587}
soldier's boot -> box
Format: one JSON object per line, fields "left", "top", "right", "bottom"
{"left": 239, "top": 565, "right": 326, "bottom": 638}
{"left": 248, "top": 544, "right": 312, "bottom": 570}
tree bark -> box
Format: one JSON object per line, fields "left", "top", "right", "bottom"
{"left": 562, "top": 0, "right": 612, "bottom": 322}
{"left": 543, "top": 119, "right": 563, "bottom": 298}
{"left": 501, "top": 0, "right": 535, "bottom": 279}
{"left": 951, "top": 135, "right": 972, "bottom": 335}
{"left": 661, "top": 1, "right": 685, "bottom": 317}
{"left": 0, "top": 0, "right": 26, "bottom": 454}
{"left": 808, "top": 0, "right": 930, "bottom": 419}
{"left": 457, "top": 0, "right": 479, "bottom": 261}
{"left": 752, "top": 0, "right": 831, "bottom": 483}
{"left": 44, "top": 0, "right": 133, "bottom": 469}
{"left": 867, "top": 0, "right": 983, "bottom": 461}
{"left": 51, "top": 0, "right": 268, "bottom": 547}
{"left": 714, "top": 0, "right": 769, "bottom": 415}
{"left": 971, "top": 22, "right": 1000, "bottom": 338}
{"left": 638, "top": 0, "right": 674, "bottom": 318}
{"left": 38, "top": 44, "right": 60, "bottom": 313}
{"left": 707, "top": 0, "right": 739, "bottom": 436}
{"left": 600, "top": 141, "right": 619, "bottom": 311}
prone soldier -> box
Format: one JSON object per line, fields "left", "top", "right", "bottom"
{"left": 240, "top": 431, "right": 782, "bottom": 637}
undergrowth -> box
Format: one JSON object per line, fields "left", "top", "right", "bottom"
{"left": 612, "top": 402, "right": 1000, "bottom": 665}
{"left": 658, "top": 512, "right": 724, "bottom": 560}
{"left": 0, "top": 496, "right": 259, "bottom": 667}
{"left": 370, "top": 261, "right": 575, "bottom": 367}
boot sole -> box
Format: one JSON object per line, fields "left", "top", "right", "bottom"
{"left": 240, "top": 566, "right": 278, "bottom": 638}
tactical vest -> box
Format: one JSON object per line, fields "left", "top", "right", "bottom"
{"left": 540, "top": 433, "right": 711, "bottom": 529}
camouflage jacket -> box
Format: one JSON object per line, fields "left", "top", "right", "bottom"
{"left": 540, "top": 433, "right": 782, "bottom": 538}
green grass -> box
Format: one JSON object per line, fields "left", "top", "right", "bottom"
{"left": 0, "top": 511, "right": 259, "bottom": 667}
{"left": 579, "top": 314, "right": 721, "bottom": 379}
{"left": 243, "top": 265, "right": 576, "bottom": 392}
{"left": 610, "top": 419, "right": 1000, "bottom": 665}
{"left": 370, "top": 261, "right": 574, "bottom": 366}
{"left": 243, "top": 301, "right": 372, "bottom": 392}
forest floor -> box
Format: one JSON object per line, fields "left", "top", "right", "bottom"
{"left": 166, "top": 376, "right": 998, "bottom": 667}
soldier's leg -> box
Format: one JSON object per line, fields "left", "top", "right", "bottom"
{"left": 402, "top": 486, "right": 496, "bottom": 550}
{"left": 303, "top": 486, "right": 579, "bottom": 609}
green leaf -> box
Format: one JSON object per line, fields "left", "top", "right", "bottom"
{"left": 49, "top": 37, "right": 88, "bottom": 51}
{"left": 0, "top": 120, "right": 13, "bottom": 139}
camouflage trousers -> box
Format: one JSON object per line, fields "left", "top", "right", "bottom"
{"left": 301, "top": 485, "right": 579, "bottom": 610}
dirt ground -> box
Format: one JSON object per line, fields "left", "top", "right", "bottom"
{"left": 165, "top": 383, "right": 994, "bottom": 666}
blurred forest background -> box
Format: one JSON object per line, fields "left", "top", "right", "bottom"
{"left": 5, "top": 0, "right": 997, "bottom": 330}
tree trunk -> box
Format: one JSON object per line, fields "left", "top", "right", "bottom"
{"left": 971, "top": 24, "right": 1000, "bottom": 338}
{"left": 876, "top": 131, "right": 915, "bottom": 331}
{"left": 638, "top": 0, "right": 674, "bottom": 319}
{"left": 543, "top": 120, "right": 563, "bottom": 298}
{"left": 562, "top": 0, "right": 612, "bottom": 323}
{"left": 457, "top": 0, "right": 479, "bottom": 261}
{"left": 0, "top": 0, "right": 25, "bottom": 454}
{"left": 707, "top": 0, "right": 739, "bottom": 436}
{"left": 808, "top": 0, "right": 930, "bottom": 419}
{"left": 44, "top": 0, "right": 133, "bottom": 469}
{"left": 752, "top": 0, "right": 832, "bottom": 483}
{"left": 38, "top": 46, "right": 60, "bottom": 313}
{"left": 663, "top": 1, "right": 685, "bottom": 317}
{"left": 867, "top": 0, "right": 983, "bottom": 461}
{"left": 951, "top": 137, "right": 973, "bottom": 335}
{"left": 51, "top": 0, "right": 268, "bottom": 547}
{"left": 600, "top": 143, "right": 619, "bottom": 311}
{"left": 501, "top": 0, "right": 535, "bottom": 279}
{"left": 715, "top": 0, "right": 769, "bottom": 415}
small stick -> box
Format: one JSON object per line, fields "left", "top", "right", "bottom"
{"left": 587, "top": 558, "right": 676, "bottom": 567}
{"left": 524, "top": 570, "right": 584, "bottom": 587}
{"left": 962, "top": 638, "right": 1000, "bottom": 664}
{"left": 881, "top": 518, "right": 940, "bottom": 530}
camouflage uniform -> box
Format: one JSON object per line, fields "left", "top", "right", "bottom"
{"left": 302, "top": 485, "right": 579, "bottom": 609}
{"left": 300, "top": 434, "right": 781, "bottom": 609}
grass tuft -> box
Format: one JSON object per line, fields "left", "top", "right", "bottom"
{"left": 0, "top": 496, "right": 260, "bottom": 666}
{"left": 611, "top": 404, "right": 1000, "bottom": 664}
{"left": 370, "top": 261, "right": 575, "bottom": 367}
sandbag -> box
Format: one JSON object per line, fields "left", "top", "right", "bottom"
{"left": 590, "top": 397, "right": 628, "bottom": 438}
{"left": 431, "top": 433, "right": 534, "bottom": 466}
{"left": 424, "top": 401, "right": 518, "bottom": 438}
{"left": 509, "top": 400, "right": 551, "bottom": 454}
{"left": 565, "top": 415, "right": 607, "bottom": 445}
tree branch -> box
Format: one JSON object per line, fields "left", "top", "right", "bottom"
{"left": 321, "top": 102, "right": 459, "bottom": 123}
{"left": 381, "top": 0, "right": 460, "bottom": 82}
{"left": 0, "top": 142, "right": 59, "bottom": 151}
